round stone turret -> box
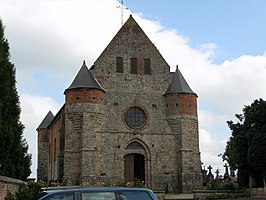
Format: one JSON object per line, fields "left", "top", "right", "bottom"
{"left": 63, "top": 61, "right": 106, "bottom": 184}
{"left": 163, "top": 66, "right": 202, "bottom": 193}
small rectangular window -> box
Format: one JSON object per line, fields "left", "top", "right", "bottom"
{"left": 131, "top": 58, "right": 138, "bottom": 74}
{"left": 116, "top": 57, "right": 123, "bottom": 73}
{"left": 144, "top": 59, "right": 151, "bottom": 75}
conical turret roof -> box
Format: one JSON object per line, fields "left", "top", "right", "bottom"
{"left": 164, "top": 66, "right": 196, "bottom": 96}
{"left": 37, "top": 111, "right": 54, "bottom": 130}
{"left": 64, "top": 61, "right": 105, "bottom": 93}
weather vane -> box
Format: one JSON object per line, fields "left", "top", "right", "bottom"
{"left": 117, "top": 0, "right": 128, "bottom": 26}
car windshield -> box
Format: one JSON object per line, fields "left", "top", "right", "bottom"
{"left": 38, "top": 191, "right": 49, "bottom": 199}
{"left": 38, "top": 192, "right": 74, "bottom": 200}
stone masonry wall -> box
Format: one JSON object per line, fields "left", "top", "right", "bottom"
{"left": 37, "top": 129, "right": 49, "bottom": 181}
{"left": 63, "top": 89, "right": 182, "bottom": 192}
{"left": 37, "top": 142, "right": 49, "bottom": 181}
{"left": 63, "top": 108, "right": 83, "bottom": 183}
{"left": 93, "top": 17, "right": 171, "bottom": 94}
{"left": 64, "top": 103, "right": 106, "bottom": 184}
{"left": 0, "top": 176, "right": 26, "bottom": 200}
{"left": 178, "top": 116, "right": 202, "bottom": 192}
{"left": 165, "top": 93, "right": 202, "bottom": 193}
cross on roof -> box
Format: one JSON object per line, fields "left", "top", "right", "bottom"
{"left": 117, "top": 0, "right": 128, "bottom": 25}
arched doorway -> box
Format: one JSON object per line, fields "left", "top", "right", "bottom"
{"left": 124, "top": 141, "right": 147, "bottom": 183}
{"left": 124, "top": 153, "right": 145, "bottom": 182}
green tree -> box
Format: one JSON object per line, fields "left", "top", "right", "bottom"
{"left": 223, "top": 99, "right": 266, "bottom": 187}
{"left": 0, "top": 18, "right": 31, "bottom": 180}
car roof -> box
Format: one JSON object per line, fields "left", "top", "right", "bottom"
{"left": 42, "top": 187, "right": 153, "bottom": 194}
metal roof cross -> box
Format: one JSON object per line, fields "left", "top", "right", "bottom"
{"left": 117, "top": 0, "right": 128, "bottom": 26}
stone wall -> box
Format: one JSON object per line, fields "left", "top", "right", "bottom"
{"left": 154, "top": 191, "right": 166, "bottom": 200}
{"left": 248, "top": 187, "right": 266, "bottom": 197}
{"left": 0, "top": 176, "right": 27, "bottom": 200}
{"left": 193, "top": 190, "right": 246, "bottom": 200}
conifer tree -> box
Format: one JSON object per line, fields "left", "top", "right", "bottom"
{"left": 0, "top": 18, "right": 31, "bottom": 180}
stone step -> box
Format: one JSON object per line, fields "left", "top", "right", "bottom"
{"left": 165, "top": 194, "right": 193, "bottom": 200}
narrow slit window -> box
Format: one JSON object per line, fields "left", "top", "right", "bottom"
{"left": 144, "top": 58, "right": 151, "bottom": 75}
{"left": 116, "top": 57, "right": 123, "bottom": 73}
{"left": 131, "top": 58, "right": 138, "bottom": 74}
{"left": 54, "top": 138, "right": 56, "bottom": 161}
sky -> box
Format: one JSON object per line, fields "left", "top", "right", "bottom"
{"left": 0, "top": 0, "right": 266, "bottom": 178}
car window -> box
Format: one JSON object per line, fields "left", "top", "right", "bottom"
{"left": 43, "top": 193, "right": 74, "bottom": 200}
{"left": 120, "top": 191, "right": 153, "bottom": 200}
{"left": 82, "top": 192, "right": 116, "bottom": 200}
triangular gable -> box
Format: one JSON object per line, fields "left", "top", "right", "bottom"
{"left": 93, "top": 15, "right": 170, "bottom": 77}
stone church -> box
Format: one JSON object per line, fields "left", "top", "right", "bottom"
{"left": 37, "top": 15, "right": 202, "bottom": 193}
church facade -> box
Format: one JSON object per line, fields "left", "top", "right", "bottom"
{"left": 37, "top": 15, "right": 202, "bottom": 193}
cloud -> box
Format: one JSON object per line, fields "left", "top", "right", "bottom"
{"left": 194, "top": 54, "right": 266, "bottom": 117}
{"left": 20, "top": 94, "right": 61, "bottom": 177}
{"left": 2, "top": 0, "right": 127, "bottom": 87}
{"left": 199, "top": 128, "right": 227, "bottom": 173}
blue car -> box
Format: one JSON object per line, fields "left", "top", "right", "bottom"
{"left": 38, "top": 187, "right": 158, "bottom": 200}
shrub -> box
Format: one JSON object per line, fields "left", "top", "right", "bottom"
{"left": 5, "top": 191, "right": 16, "bottom": 200}
{"left": 206, "top": 181, "right": 239, "bottom": 190}
{"left": 125, "top": 180, "right": 146, "bottom": 188}
{"left": 207, "top": 193, "right": 239, "bottom": 199}
{"left": 206, "top": 181, "right": 221, "bottom": 190}
{"left": 221, "top": 182, "right": 239, "bottom": 190}
{"left": 5, "top": 181, "right": 46, "bottom": 200}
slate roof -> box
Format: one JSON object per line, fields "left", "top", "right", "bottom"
{"left": 37, "top": 111, "right": 54, "bottom": 130}
{"left": 64, "top": 61, "right": 105, "bottom": 93}
{"left": 164, "top": 66, "right": 197, "bottom": 96}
